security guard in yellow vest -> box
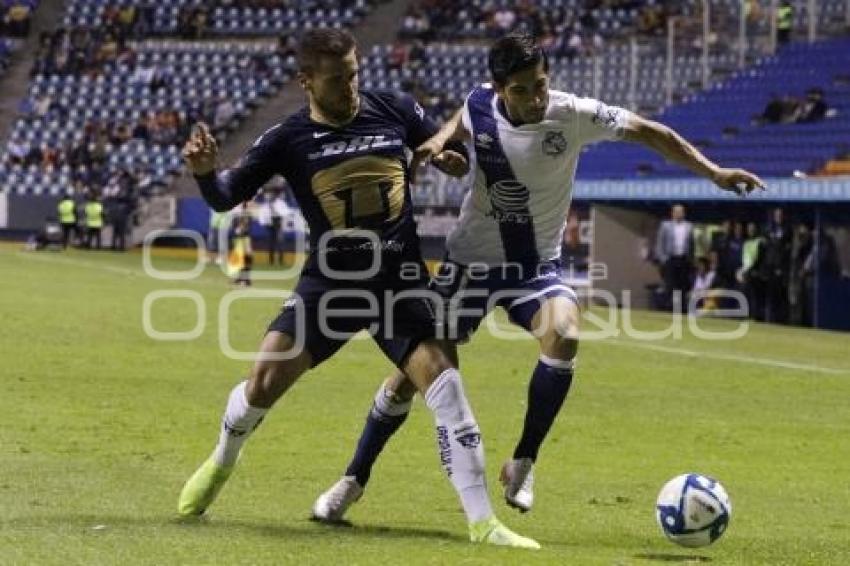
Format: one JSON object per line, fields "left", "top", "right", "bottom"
{"left": 777, "top": 1, "right": 793, "bottom": 45}
{"left": 58, "top": 193, "right": 77, "bottom": 248}
{"left": 84, "top": 192, "right": 104, "bottom": 249}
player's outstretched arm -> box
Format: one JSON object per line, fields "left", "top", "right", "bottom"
{"left": 622, "top": 115, "right": 766, "bottom": 195}
{"left": 410, "top": 110, "right": 471, "bottom": 182}
{"left": 183, "top": 122, "right": 280, "bottom": 212}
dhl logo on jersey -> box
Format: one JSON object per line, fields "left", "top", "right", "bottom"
{"left": 308, "top": 135, "right": 404, "bottom": 160}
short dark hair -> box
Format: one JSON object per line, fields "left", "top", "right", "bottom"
{"left": 488, "top": 32, "right": 549, "bottom": 86}
{"left": 297, "top": 28, "right": 356, "bottom": 74}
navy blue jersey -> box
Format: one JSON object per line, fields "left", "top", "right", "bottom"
{"left": 197, "top": 90, "right": 440, "bottom": 276}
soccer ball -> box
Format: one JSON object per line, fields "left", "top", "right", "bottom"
{"left": 655, "top": 473, "right": 731, "bottom": 548}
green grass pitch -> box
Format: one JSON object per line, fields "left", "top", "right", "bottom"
{"left": 1, "top": 245, "right": 849, "bottom": 565}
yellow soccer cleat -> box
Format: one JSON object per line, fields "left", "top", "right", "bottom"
{"left": 177, "top": 456, "right": 234, "bottom": 517}
{"left": 469, "top": 516, "right": 541, "bottom": 550}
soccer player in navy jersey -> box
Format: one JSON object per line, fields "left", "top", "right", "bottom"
{"left": 178, "top": 28, "right": 540, "bottom": 549}
{"left": 313, "top": 32, "right": 764, "bottom": 522}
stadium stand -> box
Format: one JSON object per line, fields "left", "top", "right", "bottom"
{"left": 1, "top": 41, "right": 293, "bottom": 196}
{"left": 61, "top": 0, "right": 371, "bottom": 37}
{"left": 0, "top": 0, "right": 374, "bottom": 197}
{"left": 2, "top": 1, "right": 849, "bottom": 200}
{"left": 397, "top": 0, "right": 850, "bottom": 42}
{"left": 580, "top": 37, "right": 850, "bottom": 180}
{"left": 357, "top": 0, "right": 850, "bottom": 205}
{"left": 360, "top": 42, "right": 738, "bottom": 117}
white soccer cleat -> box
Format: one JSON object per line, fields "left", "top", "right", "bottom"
{"left": 311, "top": 476, "right": 364, "bottom": 523}
{"left": 500, "top": 458, "right": 534, "bottom": 513}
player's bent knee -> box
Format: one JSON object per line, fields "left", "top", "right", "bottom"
{"left": 386, "top": 371, "right": 417, "bottom": 402}
{"left": 549, "top": 335, "right": 579, "bottom": 361}
{"left": 401, "top": 339, "right": 455, "bottom": 393}
{"left": 541, "top": 323, "right": 579, "bottom": 360}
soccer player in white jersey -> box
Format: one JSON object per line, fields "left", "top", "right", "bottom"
{"left": 312, "top": 32, "right": 764, "bottom": 522}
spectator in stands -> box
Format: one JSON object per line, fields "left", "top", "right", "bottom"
{"left": 760, "top": 207, "right": 792, "bottom": 323}
{"left": 68, "top": 135, "right": 92, "bottom": 169}
{"left": 131, "top": 118, "right": 150, "bottom": 142}
{"left": 115, "top": 4, "right": 138, "bottom": 38}
{"left": 776, "top": 0, "right": 793, "bottom": 46}
{"left": 759, "top": 93, "right": 800, "bottom": 124}
{"left": 795, "top": 88, "right": 828, "bottom": 123}
{"left": 387, "top": 39, "right": 409, "bottom": 71}
{"left": 110, "top": 123, "right": 132, "bottom": 146}
{"left": 637, "top": 4, "right": 667, "bottom": 37}
{"left": 8, "top": 136, "right": 27, "bottom": 166}
{"left": 24, "top": 143, "right": 42, "bottom": 167}
{"left": 489, "top": 7, "right": 517, "bottom": 38}
{"left": 41, "top": 143, "right": 59, "bottom": 168}
{"left": 4, "top": 1, "right": 32, "bottom": 37}
{"left": 213, "top": 99, "right": 236, "bottom": 133}
{"left": 407, "top": 39, "right": 427, "bottom": 69}
{"left": 739, "top": 221, "right": 766, "bottom": 321}
{"left": 32, "top": 94, "right": 51, "bottom": 118}
{"left": 514, "top": 1, "right": 543, "bottom": 37}
{"left": 553, "top": 26, "right": 582, "bottom": 59}
{"left": 151, "top": 110, "right": 181, "bottom": 145}
{"left": 745, "top": 0, "right": 763, "bottom": 31}
{"left": 276, "top": 33, "right": 297, "bottom": 59}
{"left": 578, "top": 9, "right": 598, "bottom": 33}
{"left": 399, "top": 7, "right": 429, "bottom": 41}
{"left": 191, "top": 8, "right": 209, "bottom": 39}
{"left": 655, "top": 204, "right": 695, "bottom": 312}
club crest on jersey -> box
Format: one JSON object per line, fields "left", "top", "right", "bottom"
{"left": 542, "top": 131, "right": 568, "bottom": 156}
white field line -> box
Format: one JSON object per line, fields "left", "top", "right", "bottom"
{"left": 603, "top": 337, "right": 849, "bottom": 375}
{"left": 14, "top": 251, "right": 223, "bottom": 287}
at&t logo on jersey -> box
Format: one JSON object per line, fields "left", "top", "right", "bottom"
{"left": 485, "top": 179, "right": 531, "bottom": 224}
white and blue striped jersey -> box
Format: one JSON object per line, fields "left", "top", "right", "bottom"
{"left": 445, "top": 84, "right": 633, "bottom": 267}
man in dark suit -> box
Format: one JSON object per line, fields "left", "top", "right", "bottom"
{"left": 655, "top": 204, "right": 695, "bottom": 311}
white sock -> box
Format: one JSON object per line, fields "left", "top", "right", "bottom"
{"left": 424, "top": 368, "right": 493, "bottom": 523}
{"left": 371, "top": 380, "right": 413, "bottom": 419}
{"left": 212, "top": 381, "right": 268, "bottom": 467}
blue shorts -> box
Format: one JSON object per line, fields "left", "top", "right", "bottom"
{"left": 431, "top": 259, "right": 579, "bottom": 343}
{"left": 267, "top": 272, "right": 436, "bottom": 368}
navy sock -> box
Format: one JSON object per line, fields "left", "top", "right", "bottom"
{"left": 344, "top": 404, "right": 409, "bottom": 487}
{"left": 513, "top": 358, "right": 574, "bottom": 462}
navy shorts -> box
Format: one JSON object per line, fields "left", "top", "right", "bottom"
{"left": 431, "top": 259, "right": 579, "bottom": 342}
{"left": 267, "top": 272, "right": 437, "bottom": 368}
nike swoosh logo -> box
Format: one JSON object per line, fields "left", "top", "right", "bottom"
{"left": 313, "top": 132, "right": 331, "bottom": 138}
